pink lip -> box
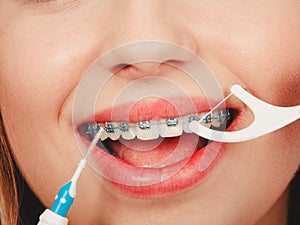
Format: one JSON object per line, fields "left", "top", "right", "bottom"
{"left": 77, "top": 96, "right": 237, "bottom": 197}
{"left": 79, "top": 135, "right": 227, "bottom": 196}
{"left": 94, "top": 96, "right": 212, "bottom": 123}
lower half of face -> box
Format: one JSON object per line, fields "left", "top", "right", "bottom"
{"left": 0, "top": 1, "right": 299, "bottom": 224}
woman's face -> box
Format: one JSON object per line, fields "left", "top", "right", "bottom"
{"left": 0, "top": 1, "right": 299, "bottom": 224}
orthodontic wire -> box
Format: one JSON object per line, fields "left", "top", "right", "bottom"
{"left": 88, "top": 106, "right": 232, "bottom": 134}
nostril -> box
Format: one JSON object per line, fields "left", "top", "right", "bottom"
{"left": 111, "top": 63, "right": 142, "bottom": 79}
{"left": 163, "top": 60, "right": 185, "bottom": 67}
{"left": 112, "top": 62, "right": 163, "bottom": 79}
{"left": 112, "top": 63, "right": 132, "bottom": 72}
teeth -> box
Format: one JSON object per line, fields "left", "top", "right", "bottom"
{"left": 117, "top": 123, "right": 136, "bottom": 140}
{"left": 211, "top": 112, "right": 221, "bottom": 128}
{"left": 136, "top": 120, "right": 160, "bottom": 140}
{"left": 100, "top": 131, "right": 109, "bottom": 141}
{"left": 159, "top": 118, "right": 183, "bottom": 137}
{"left": 121, "top": 126, "right": 136, "bottom": 140}
{"left": 105, "top": 122, "right": 121, "bottom": 141}
{"left": 84, "top": 109, "right": 231, "bottom": 141}
{"left": 183, "top": 115, "right": 201, "bottom": 133}
{"left": 138, "top": 120, "right": 151, "bottom": 129}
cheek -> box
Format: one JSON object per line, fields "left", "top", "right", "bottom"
{"left": 0, "top": 12, "right": 105, "bottom": 203}
{"left": 0, "top": 39, "right": 67, "bottom": 127}
{"left": 0, "top": 15, "right": 99, "bottom": 130}
{"left": 271, "top": 71, "right": 300, "bottom": 106}
{"left": 201, "top": 2, "right": 300, "bottom": 107}
{"left": 0, "top": 15, "right": 99, "bottom": 184}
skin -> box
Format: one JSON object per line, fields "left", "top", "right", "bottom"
{"left": 0, "top": 1, "right": 300, "bottom": 224}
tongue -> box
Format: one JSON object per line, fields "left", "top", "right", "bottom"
{"left": 107, "top": 133, "right": 205, "bottom": 167}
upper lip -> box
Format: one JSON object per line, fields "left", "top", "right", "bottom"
{"left": 76, "top": 94, "right": 239, "bottom": 127}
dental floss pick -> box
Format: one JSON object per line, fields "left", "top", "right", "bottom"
{"left": 190, "top": 84, "right": 300, "bottom": 142}
{"left": 37, "top": 128, "right": 104, "bottom": 225}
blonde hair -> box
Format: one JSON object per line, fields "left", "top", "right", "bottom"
{"left": 0, "top": 113, "right": 19, "bottom": 225}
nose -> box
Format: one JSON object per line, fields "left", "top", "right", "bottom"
{"left": 99, "top": 1, "right": 199, "bottom": 77}
{"left": 99, "top": 40, "right": 198, "bottom": 79}
{"left": 108, "top": 1, "right": 197, "bottom": 49}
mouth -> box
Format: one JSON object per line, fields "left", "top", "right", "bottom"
{"left": 78, "top": 108, "right": 236, "bottom": 165}
{"left": 76, "top": 98, "right": 238, "bottom": 196}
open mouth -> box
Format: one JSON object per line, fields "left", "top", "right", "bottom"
{"left": 77, "top": 108, "right": 237, "bottom": 168}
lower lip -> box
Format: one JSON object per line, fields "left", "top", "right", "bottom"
{"left": 80, "top": 135, "right": 226, "bottom": 197}
{"left": 114, "top": 143, "right": 226, "bottom": 197}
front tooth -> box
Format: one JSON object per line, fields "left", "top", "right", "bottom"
{"left": 100, "top": 130, "right": 109, "bottom": 141}
{"left": 100, "top": 122, "right": 113, "bottom": 141}
{"left": 183, "top": 115, "right": 199, "bottom": 133}
{"left": 136, "top": 120, "right": 159, "bottom": 140}
{"left": 120, "top": 123, "right": 136, "bottom": 140}
{"left": 105, "top": 122, "right": 121, "bottom": 140}
{"left": 137, "top": 120, "right": 151, "bottom": 129}
{"left": 159, "top": 118, "right": 183, "bottom": 137}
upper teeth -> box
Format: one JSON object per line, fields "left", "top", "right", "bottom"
{"left": 85, "top": 109, "right": 230, "bottom": 141}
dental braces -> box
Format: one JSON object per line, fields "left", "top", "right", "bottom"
{"left": 86, "top": 109, "right": 231, "bottom": 135}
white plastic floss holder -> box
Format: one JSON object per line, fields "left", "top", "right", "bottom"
{"left": 189, "top": 84, "right": 300, "bottom": 143}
